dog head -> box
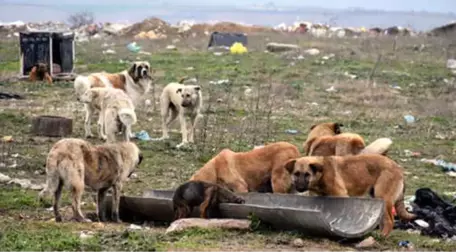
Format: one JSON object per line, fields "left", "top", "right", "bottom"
{"left": 128, "top": 61, "right": 152, "bottom": 81}
{"left": 176, "top": 85, "right": 201, "bottom": 107}
{"left": 285, "top": 157, "right": 324, "bottom": 192}
{"left": 309, "top": 122, "right": 343, "bottom": 135}
{"left": 78, "top": 89, "right": 95, "bottom": 103}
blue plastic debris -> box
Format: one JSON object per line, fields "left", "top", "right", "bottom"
{"left": 404, "top": 115, "right": 415, "bottom": 124}
{"left": 135, "top": 130, "right": 150, "bottom": 141}
{"left": 285, "top": 129, "right": 299, "bottom": 134}
{"left": 421, "top": 158, "right": 456, "bottom": 172}
{"left": 127, "top": 42, "right": 141, "bottom": 53}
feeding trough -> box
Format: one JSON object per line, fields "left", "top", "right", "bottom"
{"left": 101, "top": 189, "right": 384, "bottom": 239}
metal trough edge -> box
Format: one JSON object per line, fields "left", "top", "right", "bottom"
{"left": 101, "top": 189, "right": 384, "bottom": 239}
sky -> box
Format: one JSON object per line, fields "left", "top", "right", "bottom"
{"left": 1, "top": 0, "right": 455, "bottom": 30}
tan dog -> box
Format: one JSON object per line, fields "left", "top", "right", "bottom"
{"left": 284, "top": 154, "right": 416, "bottom": 237}
{"left": 157, "top": 82, "right": 203, "bottom": 148}
{"left": 74, "top": 61, "right": 151, "bottom": 138}
{"left": 29, "top": 62, "right": 53, "bottom": 84}
{"left": 189, "top": 142, "right": 300, "bottom": 193}
{"left": 303, "top": 122, "right": 343, "bottom": 155}
{"left": 38, "top": 138, "right": 143, "bottom": 223}
{"left": 79, "top": 88, "right": 137, "bottom": 143}
{"left": 304, "top": 122, "right": 392, "bottom": 156}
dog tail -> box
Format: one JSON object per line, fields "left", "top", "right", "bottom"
{"left": 394, "top": 182, "right": 416, "bottom": 221}
{"left": 359, "top": 138, "right": 392, "bottom": 155}
{"left": 118, "top": 108, "right": 137, "bottom": 126}
{"left": 39, "top": 152, "right": 63, "bottom": 200}
{"left": 74, "top": 75, "right": 91, "bottom": 98}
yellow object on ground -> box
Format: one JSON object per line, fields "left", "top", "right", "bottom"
{"left": 230, "top": 42, "right": 248, "bottom": 54}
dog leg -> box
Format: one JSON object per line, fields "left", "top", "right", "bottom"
{"left": 53, "top": 180, "right": 64, "bottom": 222}
{"left": 176, "top": 112, "right": 188, "bottom": 148}
{"left": 199, "top": 187, "right": 216, "bottom": 218}
{"left": 70, "top": 182, "right": 91, "bottom": 223}
{"left": 29, "top": 66, "right": 38, "bottom": 82}
{"left": 84, "top": 104, "right": 94, "bottom": 138}
{"left": 111, "top": 182, "right": 123, "bottom": 223}
{"left": 97, "top": 108, "right": 107, "bottom": 140}
{"left": 44, "top": 72, "right": 53, "bottom": 85}
{"left": 159, "top": 107, "right": 178, "bottom": 141}
{"left": 188, "top": 113, "right": 200, "bottom": 144}
{"left": 96, "top": 187, "right": 109, "bottom": 222}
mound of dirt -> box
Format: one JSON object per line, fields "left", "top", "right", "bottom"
{"left": 121, "top": 17, "right": 177, "bottom": 38}
{"left": 191, "top": 22, "right": 275, "bottom": 34}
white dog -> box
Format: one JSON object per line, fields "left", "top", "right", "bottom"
{"left": 157, "top": 82, "right": 203, "bottom": 148}
{"left": 74, "top": 61, "right": 151, "bottom": 138}
{"left": 79, "top": 88, "right": 137, "bottom": 143}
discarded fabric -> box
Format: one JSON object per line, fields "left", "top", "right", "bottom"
{"left": 135, "top": 130, "right": 151, "bottom": 141}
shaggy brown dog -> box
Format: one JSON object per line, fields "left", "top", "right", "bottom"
{"left": 304, "top": 122, "right": 392, "bottom": 156}
{"left": 189, "top": 142, "right": 300, "bottom": 193}
{"left": 29, "top": 63, "right": 53, "bottom": 84}
{"left": 172, "top": 180, "right": 245, "bottom": 220}
{"left": 39, "top": 138, "right": 143, "bottom": 223}
{"left": 285, "top": 154, "right": 416, "bottom": 237}
{"left": 303, "top": 122, "right": 343, "bottom": 155}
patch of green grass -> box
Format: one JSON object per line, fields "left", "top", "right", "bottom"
{"left": 0, "top": 111, "right": 29, "bottom": 135}
{"left": 0, "top": 187, "right": 40, "bottom": 210}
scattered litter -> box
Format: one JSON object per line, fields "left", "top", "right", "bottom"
{"left": 79, "top": 231, "right": 94, "bottom": 240}
{"left": 2, "top": 136, "right": 13, "bottom": 142}
{"left": 0, "top": 173, "right": 11, "bottom": 183}
{"left": 0, "top": 92, "right": 24, "bottom": 100}
{"left": 343, "top": 72, "right": 357, "bottom": 79}
{"left": 421, "top": 158, "right": 456, "bottom": 172}
{"left": 138, "top": 51, "right": 151, "bottom": 55}
{"left": 303, "top": 48, "right": 320, "bottom": 56}
{"left": 447, "top": 172, "right": 456, "bottom": 177}
{"left": 135, "top": 130, "right": 151, "bottom": 141}
{"left": 356, "top": 236, "right": 376, "bottom": 248}
{"left": 166, "top": 45, "right": 177, "bottom": 50}
{"left": 216, "top": 98, "right": 223, "bottom": 103}
{"left": 325, "top": 86, "right": 336, "bottom": 92}
{"left": 126, "top": 42, "right": 141, "bottom": 53}
{"left": 244, "top": 88, "right": 253, "bottom": 96}
{"left": 102, "top": 49, "right": 116, "bottom": 54}
{"left": 128, "top": 224, "right": 143, "bottom": 230}
{"left": 6, "top": 178, "right": 43, "bottom": 190}
{"left": 253, "top": 145, "right": 265, "bottom": 149}
{"left": 144, "top": 99, "right": 152, "bottom": 106}
{"left": 185, "top": 67, "right": 194, "bottom": 71}
{"left": 404, "top": 149, "right": 421, "bottom": 157}
{"left": 414, "top": 219, "right": 430, "bottom": 228}
{"left": 209, "top": 79, "right": 229, "bottom": 85}
{"left": 447, "top": 59, "right": 456, "bottom": 70}
{"left": 435, "top": 132, "right": 446, "bottom": 140}
{"left": 404, "top": 115, "right": 415, "bottom": 124}
{"left": 230, "top": 42, "right": 248, "bottom": 54}
{"left": 213, "top": 52, "right": 223, "bottom": 56}
{"left": 322, "top": 54, "right": 335, "bottom": 60}
{"left": 165, "top": 218, "right": 251, "bottom": 234}
{"left": 285, "top": 129, "right": 298, "bottom": 135}
{"left": 398, "top": 240, "right": 414, "bottom": 250}
{"left": 292, "top": 238, "right": 304, "bottom": 248}
{"left": 266, "top": 42, "right": 299, "bottom": 53}
{"left": 391, "top": 84, "right": 402, "bottom": 90}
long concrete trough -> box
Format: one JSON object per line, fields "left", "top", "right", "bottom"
{"left": 101, "top": 189, "right": 384, "bottom": 239}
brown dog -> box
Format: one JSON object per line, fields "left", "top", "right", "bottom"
{"left": 29, "top": 62, "right": 53, "bottom": 84}
{"left": 284, "top": 154, "right": 416, "bottom": 237}
{"left": 303, "top": 122, "right": 343, "bottom": 155}
{"left": 304, "top": 122, "right": 392, "bottom": 156}
{"left": 39, "top": 138, "right": 143, "bottom": 223}
{"left": 189, "top": 142, "right": 300, "bottom": 193}
{"left": 172, "top": 180, "right": 245, "bottom": 220}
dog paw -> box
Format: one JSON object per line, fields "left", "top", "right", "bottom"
{"left": 176, "top": 142, "right": 187, "bottom": 149}
{"left": 85, "top": 135, "right": 94, "bottom": 139}
{"left": 55, "top": 215, "right": 63, "bottom": 222}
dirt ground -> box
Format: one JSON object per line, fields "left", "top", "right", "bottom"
{"left": 1, "top": 31, "right": 456, "bottom": 250}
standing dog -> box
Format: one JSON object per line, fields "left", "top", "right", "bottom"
{"left": 189, "top": 142, "right": 300, "bottom": 193}
{"left": 157, "top": 82, "right": 203, "bottom": 148}
{"left": 284, "top": 154, "right": 416, "bottom": 237}
{"left": 29, "top": 62, "right": 53, "bottom": 84}
{"left": 303, "top": 122, "right": 343, "bottom": 155}
{"left": 79, "top": 88, "right": 137, "bottom": 143}
{"left": 172, "top": 181, "right": 245, "bottom": 220}
{"left": 38, "top": 138, "right": 143, "bottom": 223}
{"left": 74, "top": 61, "right": 151, "bottom": 138}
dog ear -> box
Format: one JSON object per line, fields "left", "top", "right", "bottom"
{"left": 285, "top": 159, "right": 297, "bottom": 173}
{"left": 309, "top": 163, "right": 323, "bottom": 174}
{"left": 194, "top": 86, "right": 201, "bottom": 92}
{"left": 310, "top": 124, "right": 317, "bottom": 130}
{"left": 333, "top": 123, "right": 343, "bottom": 134}
{"left": 138, "top": 153, "right": 144, "bottom": 166}
{"left": 129, "top": 63, "right": 137, "bottom": 76}
{"left": 176, "top": 88, "right": 182, "bottom": 94}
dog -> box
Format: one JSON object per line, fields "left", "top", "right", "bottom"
{"left": 29, "top": 62, "right": 53, "bottom": 84}
{"left": 172, "top": 180, "right": 245, "bottom": 220}
{"left": 304, "top": 122, "right": 392, "bottom": 156}
{"left": 38, "top": 138, "right": 143, "bottom": 223}
{"left": 189, "top": 141, "right": 300, "bottom": 193}
{"left": 157, "top": 82, "right": 203, "bottom": 148}
{"left": 303, "top": 122, "right": 343, "bottom": 155}
{"left": 79, "top": 88, "right": 137, "bottom": 143}
{"left": 74, "top": 61, "right": 151, "bottom": 138}
{"left": 284, "top": 154, "right": 416, "bottom": 237}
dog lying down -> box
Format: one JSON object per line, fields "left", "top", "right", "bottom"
{"left": 39, "top": 138, "right": 143, "bottom": 223}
